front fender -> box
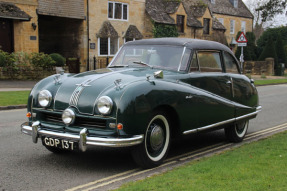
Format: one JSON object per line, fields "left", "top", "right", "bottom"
{"left": 116, "top": 80, "right": 172, "bottom": 135}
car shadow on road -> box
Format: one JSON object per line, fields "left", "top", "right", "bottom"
{"left": 27, "top": 129, "right": 227, "bottom": 173}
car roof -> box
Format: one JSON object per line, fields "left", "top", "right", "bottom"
{"left": 125, "top": 38, "right": 233, "bottom": 54}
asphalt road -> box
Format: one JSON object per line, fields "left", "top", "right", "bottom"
{"left": 0, "top": 84, "right": 287, "bottom": 191}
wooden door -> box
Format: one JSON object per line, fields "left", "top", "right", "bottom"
{"left": 0, "top": 19, "right": 13, "bottom": 53}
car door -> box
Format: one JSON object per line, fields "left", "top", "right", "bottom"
{"left": 222, "top": 51, "right": 258, "bottom": 117}
{"left": 183, "top": 50, "right": 235, "bottom": 128}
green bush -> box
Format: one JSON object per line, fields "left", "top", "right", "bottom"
{"left": 12, "top": 52, "right": 31, "bottom": 66}
{"left": 0, "top": 50, "right": 15, "bottom": 67}
{"left": 30, "top": 52, "right": 55, "bottom": 69}
{"left": 153, "top": 23, "right": 179, "bottom": 38}
{"left": 0, "top": 50, "right": 18, "bottom": 79}
{"left": 50, "top": 53, "right": 66, "bottom": 67}
{"left": 0, "top": 52, "right": 5, "bottom": 67}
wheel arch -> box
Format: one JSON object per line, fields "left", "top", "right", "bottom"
{"left": 152, "top": 105, "right": 181, "bottom": 139}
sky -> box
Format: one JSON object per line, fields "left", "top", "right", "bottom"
{"left": 242, "top": 0, "right": 287, "bottom": 28}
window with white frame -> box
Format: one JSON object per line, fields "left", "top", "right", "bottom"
{"left": 241, "top": 21, "right": 246, "bottom": 33}
{"left": 234, "top": 0, "right": 238, "bottom": 8}
{"left": 218, "top": 18, "right": 224, "bottom": 25}
{"left": 108, "top": 1, "right": 128, "bottom": 21}
{"left": 98, "top": 37, "right": 119, "bottom": 56}
{"left": 230, "top": 20, "right": 235, "bottom": 34}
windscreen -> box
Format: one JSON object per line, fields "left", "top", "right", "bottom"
{"left": 109, "top": 45, "right": 191, "bottom": 72}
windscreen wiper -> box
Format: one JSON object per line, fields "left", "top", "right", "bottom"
{"left": 133, "top": 61, "right": 153, "bottom": 68}
{"left": 108, "top": 65, "right": 128, "bottom": 68}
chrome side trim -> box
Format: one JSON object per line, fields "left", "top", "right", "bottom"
{"left": 21, "top": 122, "right": 144, "bottom": 150}
{"left": 183, "top": 106, "right": 262, "bottom": 135}
{"left": 183, "top": 118, "right": 236, "bottom": 135}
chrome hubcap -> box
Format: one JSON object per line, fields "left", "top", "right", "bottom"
{"left": 150, "top": 124, "right": 164, "bottom": 151}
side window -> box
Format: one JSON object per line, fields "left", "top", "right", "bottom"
{"left": 223, "top": 52, "right": 239, "bottom": 74}
{"left": 198, "top": 51, "right": 222, "bottom": 72}
{"left": 190, "top": 52, "right": 199, "bottom": 72}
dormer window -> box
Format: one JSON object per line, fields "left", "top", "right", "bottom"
{"left": 234, "top": 0, "right": 238, "bottom": 8}
{"left": 229, "top": 0, "right": 238, "bottom": 8}
{"left": 210, "top": 0, "right": 215, "bottom": 4}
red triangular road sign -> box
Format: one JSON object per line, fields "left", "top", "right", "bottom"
{"left": 237, "top": 32, "right": 248, "bottom": 43}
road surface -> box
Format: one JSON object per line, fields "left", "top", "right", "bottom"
{"left": 0, "top": 84, "right": 287, "bottom": 191}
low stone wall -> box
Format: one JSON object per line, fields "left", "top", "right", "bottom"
{"left": 243, "top": 58, "right": 274, "bottom": 76}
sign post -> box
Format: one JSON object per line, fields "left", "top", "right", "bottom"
{"left": 236, "top": 32, "right": 248, "bottom": 70}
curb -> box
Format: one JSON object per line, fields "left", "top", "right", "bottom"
{"left": 0, "top": 105, "right": 27, "bottom": 111}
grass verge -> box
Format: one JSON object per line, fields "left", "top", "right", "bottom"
{"left": 0, "top": 91, "right": 30, "bottom": 106}
{"left": 117, "top": 131, "right": 287, "bottom": 191}
{"left": 0, "top": 78, "right": 286, "bottom": 107}
{"left": 254, "top": 78, "right": 287, "bottom": 86}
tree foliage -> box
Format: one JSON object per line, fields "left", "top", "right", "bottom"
{"left": 255, "top": 0, "right": 287, "bottom": 23}
{"left": 257, "top": 26, "right": 287, "bottom": 57}
{"left": 153, "top": 23, "right": 179, "bottom": 38}
{"left": 275, "top": 34, "right": 287, "bottom": 65}
{"left": 258, "top": 37, "right": 278, "bottom": 68}
{"left": 244, "top": 0, "right": 287, "bottom": 28}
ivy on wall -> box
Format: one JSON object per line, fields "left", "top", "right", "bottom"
{"left": 152, "top": 23, "right": 179, "bottom": 38}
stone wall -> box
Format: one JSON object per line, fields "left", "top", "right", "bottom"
{"left": 243, "top": 58, "right": 274, "bottom": 76}
{"left": 0, "top": 67, "right": 52, "bottom": 80}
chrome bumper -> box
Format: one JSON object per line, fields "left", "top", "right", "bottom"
{"left": 21, "top": 121, "right": 144, "bottom": 152}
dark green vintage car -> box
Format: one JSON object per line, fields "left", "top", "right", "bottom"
{"left": 21, "top": 38, "right": 261, "bottom": 168}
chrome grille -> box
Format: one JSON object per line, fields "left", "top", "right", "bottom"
{"left": 40, "top": 112, "right": 106, "bottom": 129}
{"left": 43, "top": 113, "right": 62, "bottom": 123}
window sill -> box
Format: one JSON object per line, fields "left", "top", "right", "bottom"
{"left": 108, "top": 18, "right": 128, "bottom": 22}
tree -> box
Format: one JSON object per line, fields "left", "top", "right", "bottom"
{"left": 275, "top": 34, "right": 287, "bottom": 67}
{"left": 256, "top": 26, "right": 287, "bottom": 57}
{"left": 243, "top": 0, "right": 287, "bottom": 28}
{"left": 258, "top": 37, "right": 279, "bottom": 73}
{"left": 256, "top": 0, "right": 287, "bottom": 23}
{"left": 276, "top": 34, "right": 286, "bottom": 64}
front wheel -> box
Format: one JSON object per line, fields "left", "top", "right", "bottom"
{"left": 225, "top": 120, "right": 249, "bottom": 143}
{"left": 131, "top": 112, "right": 171, "bottom": 169}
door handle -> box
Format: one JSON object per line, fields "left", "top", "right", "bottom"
{"left": 226, "top": 80, "right": 232, "bottom": 85}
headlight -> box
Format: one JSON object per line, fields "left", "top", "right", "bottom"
{"left": 62, "top": 108, "right": 75, "bottom": 125}
{"left": 97, "top": 96, "right": 113, "bottom": 115}
{"left": 38, "top": 90, "right": 52, "bottom": 107}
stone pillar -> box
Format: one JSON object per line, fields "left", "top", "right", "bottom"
{"left": 265, "top": 58, "right": 274, "bottom": 75}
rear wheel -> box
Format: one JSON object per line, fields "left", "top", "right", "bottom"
{"left": 225, "top": 120, "right": 249, "bottom": 143}
{"left": 132, "top": 112, "right": 171, "bottom": 168}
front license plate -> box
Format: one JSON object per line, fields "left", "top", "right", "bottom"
{"left": 42, "top": 137, "right": 76, "bottom": 151}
